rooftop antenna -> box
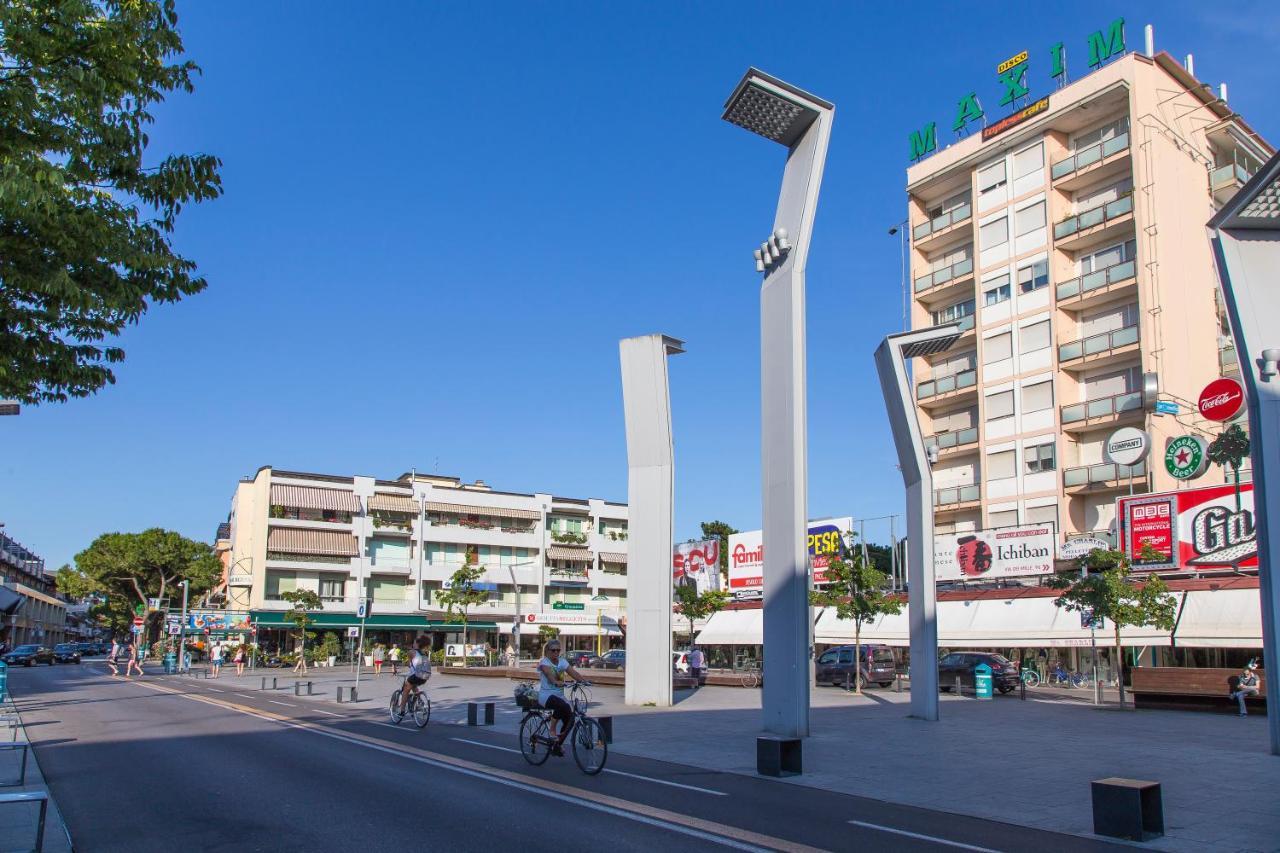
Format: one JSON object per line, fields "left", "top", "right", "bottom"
{"left": 1144, "top": 25, "right": 1154, "bottom": 58}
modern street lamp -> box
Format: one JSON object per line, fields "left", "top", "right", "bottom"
{"left": 874, "top": 323, "right": 964, "bottom": 722}
{"left": 723, "top": 69, "right": 833, "bottom": 739}
{"left": 1208, "top": 152, "right": 1280, "bottom": 755}
{"left": 178, "top": 580, "right": 189, "bottom": 673}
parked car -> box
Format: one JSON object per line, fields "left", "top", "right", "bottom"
{"left": 73, "top": 642, "right": 96, "bottom": 656}
{"left": 590, "top": 649, "right": 626, "bottom": 670}
{"left": 938, "top": 651, "right": 1021, "bottom": 694}
{"left": 816, "top": 644, "right": 898, "bottom": 688}
{"left": 52, "top": 644, "right": 82, "bottom": 664}
{"left": 3, "top": 645, "right": 54, "bottom": 667}
{"left": 565, "top": 650, "right": 596, "bottom": 668}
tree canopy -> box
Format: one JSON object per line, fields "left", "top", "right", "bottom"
{"left": 673, "top": 584, "right": 729, "bottom": 646}
{"left": 0, "top": 0, "right": 222, "bottom": 404}
{"left": 810, "top": 544, "right": 902, "bottom": 693}
{"left": 699, "top": 520, "right": 737, "bottom": 580}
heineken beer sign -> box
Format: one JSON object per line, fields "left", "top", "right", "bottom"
{"left": 1165, "top": 435, "right": 1208, "bottom": 480}
{"left": 1198, "top": 377, "right": 1244, "bottom": 422}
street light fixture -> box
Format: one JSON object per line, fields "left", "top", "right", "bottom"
{"left": 723, "top": 69, "right": 833, "bottom": 740}
{"left": 874, "top": 323, "right": 964, "bottom": 722}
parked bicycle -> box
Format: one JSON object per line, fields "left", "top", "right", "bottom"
{"left": 737, "top": 661, "right": 762, "bottom": 688}
{"left": 516, "top": 681, "right": 607, "bottom": 775}
{"left": 1020, "top": 667, "right": 1041, "bottom": 688}
{"left": 1048, "top": 664, "right": 1085, "bottom": 688}
{"left": 389, "top": 681, "right": 432, "bottom": 728}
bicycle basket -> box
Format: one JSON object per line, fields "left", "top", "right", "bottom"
{"left": 513, "top": 683, "right": 540, "bottom": 710}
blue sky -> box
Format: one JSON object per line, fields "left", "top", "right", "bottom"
{"left": 4, "top": 1, "right": 1278, "bottom": 569}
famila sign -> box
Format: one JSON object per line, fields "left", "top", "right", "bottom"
{"left": 909, "top": 18, "right": 1127, "bottom": 161}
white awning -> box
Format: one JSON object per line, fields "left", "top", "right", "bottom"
{"left": 694, "top": 609, "right": 763, "bottom": 646}
{"left": 1173, "top": 589, "right": 1262, "bottom": 648}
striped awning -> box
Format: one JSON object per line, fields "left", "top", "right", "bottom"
{"left": 546, "top": 546, "right": 593, "bottom": 562}
{"left": 599, "top": 552, "right": 627, "bottom": 564}
{"left": 424, "top": 501, "right": 540, "bottom": 521}
{"left": 368, "top": 493, "right": 418, "bottom": 514}
{"left": 266, "top": 527, "right": 358, "bottom": 557}
{"left": 270, "top": 484, "right": 362, "bottom": 513}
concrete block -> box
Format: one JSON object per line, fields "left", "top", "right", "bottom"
{"left": 467, "top": 701, "right": 495, "bottom": 726}
{"left": 757, "top": 736, "right": 801, "bottom": 777}
{"left": 1092, "top": 777, "right": 1163, "bottom": 841}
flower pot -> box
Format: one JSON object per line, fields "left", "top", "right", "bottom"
{"left": 327, "top": 656, "right": 336, "bottom": 667}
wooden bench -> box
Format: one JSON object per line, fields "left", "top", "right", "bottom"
{"left": 1130, "top": 667, "right": 1266, "bottom": 714}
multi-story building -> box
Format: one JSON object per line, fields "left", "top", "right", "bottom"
{"left": 906, "top": 46, "right": 1271, "bottom": 553}
{"left": 0, "top": 531, "right": 68, "bottom": 647}
{"left": 226, "top": 467, "right": 627, "bottom": 654}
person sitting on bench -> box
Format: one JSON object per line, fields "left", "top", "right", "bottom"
{"left": 1230, "top": 660, "right": 1260, "bottom": 717}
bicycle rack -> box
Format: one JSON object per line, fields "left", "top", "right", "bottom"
{"left": 0, "top": 790, "right": 46, "bottom": 852}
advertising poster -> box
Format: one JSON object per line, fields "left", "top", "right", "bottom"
{"left": 727, "top": 517, "right": 852, "bottom": 599}
{"left": 673, "top": 540, "right": 721, "bottom": 595}
{"left": 1117, "top": 483, "right": 1257, "bottom": 571}
{"left": 188, "top": 611, "right": 252, "bottom": 632}
{"left": 934, "top": 526, "right": 1055, "bottom": 581}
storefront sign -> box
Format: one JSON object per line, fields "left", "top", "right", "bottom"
{"left": 522, "top": 612, "right": 619, "bottom": 628}
{"left": 1165, "top": 435, "right": 1209, "bottom": 480}
{"left": 227, "top": 574, "right": 252, "bottom": 587}
{"left": 188, "top": 610, "right": 251, "bottom": 632}
{"left": 672, "top": 540, "right": 720, "bottom": 595}
{"left": 1198, "top": 377, "right": 1245, "bottom": 422}
{"left": 727, "top": 517, "right": 852, "bottom": 599}
{"left": 935, "top": 526, "right": 1056, "bottom": 581}
{"left": 1105, "top": 427, "right": 1149, "bottom": 466}
{"left": 981, "top": 96, "right": 1050, "bottom": 142}
{"left": 1059, "top": 537, "right": 1112, "bottom": 560}
{"left": 1117, "top": 483, "right": 1257, "bottom": 571}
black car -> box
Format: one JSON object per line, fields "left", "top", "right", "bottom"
{"left": 939, "top": 651, "right": 1021, "bottom": 694}
{"left": 3, "top": 645, "right": 55, "bottom": 667}
{"left": 73, "top": 643, "right": 96, "bottom": 656}
{"left": 52, "top": 644, "right": 82, "bottom": 664}
{"left": 590, "top": 649, "right": 625, "bottom": 670}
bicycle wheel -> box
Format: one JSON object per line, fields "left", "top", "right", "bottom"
{"left": 389, "top": 690, "right": 405, "bottom": 724}
{"left": 519, "top": 714, "right": 552, "bottom": 766}
{"left": 413, "top": 695, "right": 431, "bottom": 728}
{"left": 572, "top": 718, "right": 607, "bottom": 776}
{"left": 1068, "top": 673, "right": 1082, "bottom": 688}
{"left": 1022, "top": 671, "right": 1040, "bottom": 688}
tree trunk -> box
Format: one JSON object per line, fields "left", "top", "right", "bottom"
{"left": 1114, "top": 623, "right": 1125, "bottom": 705}
{"left": 854, "top": 622, "right": 863, "bottom": 695}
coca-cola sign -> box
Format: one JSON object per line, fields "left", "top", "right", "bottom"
{"left": 1197, "top": 377, "right": 1245, "bottom": 422}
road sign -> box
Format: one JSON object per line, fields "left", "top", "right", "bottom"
{"left": 356, "top": 599, "right": 370, "bottom": 619}
{"left": 346, "top": 627, "right": 359, "bottom": 638}
{"left": 1155, "top": 400, "right": 1179, "bottom": 416}
{"left": 1080, "top": 607, "right": 1104, "bottom": 629}
{"left": 1165, "top": 435, "right": 1209, "bottom": 480}
{"left": 132, "top": 616, "right": 144, "bottom": 627}
{"left": 552, "top": 602, "right": 585, "bottom": 611}
{"left": 131, "top": 625, "right": 142, "bottom": 634}
{"left": 147, "top": 597, "right": 161, "bottom": 611}
{"left": 1105, "top": 427, "right": 1149, "bottom": 466}
{"left": 168, "top": 625, "right": 181, "bottom": 635}
{"left": 1198, "top": 377, "right": 1245, "bottom": 422}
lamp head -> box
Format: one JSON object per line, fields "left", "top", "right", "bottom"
{"left": 722, "top": 68, "right": 831, "bottom": 147}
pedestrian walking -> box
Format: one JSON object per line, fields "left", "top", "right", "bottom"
{"left": 210, "top": 642, "right": 224, "bottom": 678}
{"left": 234, "top": 645, "right": 246, "bottom": 677}
{"left": 373, "top": 643, "right": 385, "bottom": 675}
{"left": 1231, "top": 659, "right": 1261, "bottom": 716}
{"left": 107, "top": 637, "right": 121, "bottom": 676}
{"left": 125, "top": 640, "right": 145, "bottom": 678}
{"left": 388, "top": 644, "right": 402, "bottom": 675}
{"left": 292, "top": 638, "right": 308, "bottom": 674}
{"left": 688, "top": 646, "right": 706, "bottom": 686}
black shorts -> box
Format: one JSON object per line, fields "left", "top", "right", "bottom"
{"left": 544, "top": 693, "right": 573, "bottom": 726}
{"left": 407, "top": 675, "right": 427, "bottom": 687}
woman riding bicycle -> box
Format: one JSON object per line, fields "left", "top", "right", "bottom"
{"left": 396, "top": 635, "right": 433, "bottom": 711}
{"left": 538, "top": 639, "right": 589, "bottom": 756}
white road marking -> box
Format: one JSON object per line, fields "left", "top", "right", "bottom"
{"left": 848, "top": 820, "right": 1003, "bottom": 852}
{"left": 311, "top": 709, "right": 344, "bottom": 717}
{"left": 450, "top": 738, "right": 728, "bottom": 796}
{"left": 207, "top": 688, "right": 225, "bottom": 693}
{"left": 234, "top": 694, "right": 254, "bottom": 700}
{"left": 268, "top": 701, "right": 297, "bottom": 708}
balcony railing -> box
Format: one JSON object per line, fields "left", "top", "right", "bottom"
{"left": 1060, "top": 390, "right": 1143, "bottom": 424}
{"left": 932, "top": 314, "right": 974, "bottom": 333}
{"left": 1063, "top": 460, "right": 1147, "bottom": 488}
{"left": 1053, "top": 194, "right": 1134, "bottom": 240}
{"left": 1050, "top": 132, "right": 1130, "bottom": 181}
{"left": 924, "top": 427, "right": 979, "bottom": 452}
{"left": 934, "top": 484, "right": 980, "bottom": 507}
{"left": 1210, "top": 162, "right": 1251, "bottom": 193}
{"left": 1056, "top": 258, "right": 1137, "bottom": 301}
{"left": 913, "top": 202, "right": 972, "bottom": 242}
{"left": 1220, "top": 343, "right": 1240, "bottom": 375}
{"left": 917, "top": 367, "right": 977, "bottom": 401}
{"left": 914, "top": 257, "right": 974, "bottom": 293}
{"left": 1058, "top": 323, "right": 1139, "bottom": 363}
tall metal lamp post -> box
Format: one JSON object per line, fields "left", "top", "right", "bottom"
{"left": 722, "top": 69, "right": 833, "bottom": 738}
{"left": 874, "top": 324, "right": 963, "bottom": 722}
{"left": 1208, "top": 152, "right": 1280, "bottom": 754}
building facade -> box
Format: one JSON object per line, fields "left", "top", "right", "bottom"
{"left": 906, "top": 48, "right": 1271, "bottom": 551}
{"left": 226, "top": 467, "right": 627, "bottom": 653}
{"left": 0, "top": 531, "right": 69, "bottom": 647}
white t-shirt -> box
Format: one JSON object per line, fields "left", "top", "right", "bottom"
{"left": 407, "top": 651, "right": 432, "bottom": 680}
{"left": 211, "top": 645, "right": 223, "bottom": 662}
{"left": 538, "top": 656, "right": 570, "bottom": 705}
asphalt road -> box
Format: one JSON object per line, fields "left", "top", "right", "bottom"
{"left": 9, "top": 661, "right": 1126, "bottom": 852}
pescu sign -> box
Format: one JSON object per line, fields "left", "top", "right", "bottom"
{"left": 672, "top": 540, "right": 721, "bottom": 596}
{"left": 1117, "top": 483, "right": 1257, "bottom": 571}
{"left": 727, "top": 517, "right": 852, "bottom": 599}
{"left": 934, "top": 526, "right": 1056, "bottom": 582}
{"left": 1197, "top": 377, "right": 1245, "bottom": 422}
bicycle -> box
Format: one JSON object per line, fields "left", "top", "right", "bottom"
{"left": 737, "top": 661, "right": 762, "bottom": 688}
{"left": 516, "top": 682, "right": 607, "bottom": 775}
{"left": 1048, "top": 665, "right": 1085, "bottom": 688}
{"left": 389, "top": 682, "right": 432, "bottom": 728}
{"left": 1020, "top": 667, "right": 1041, "bottom": 688}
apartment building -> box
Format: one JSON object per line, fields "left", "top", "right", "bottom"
{"left": 0, "top": 531, "right": 69, "bottom": 647}
{"left": 906, "top": 47, "right": 1271, "bottom": 551}
{"left": 226, "top": 467, "right": 627, "bottom": 652}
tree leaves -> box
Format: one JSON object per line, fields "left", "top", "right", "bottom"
{"left": 0, "top": 1, "right": 222, "bottom": 404}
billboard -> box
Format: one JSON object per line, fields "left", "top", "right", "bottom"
{"left": 934, "top": 526, "right": 1055, "bottom": 582}
{"left": 1117, "top": 483, "right": 1257, "bottom": 571}
{"left": 188, "top": 610, "right": 252, "bottom": 632}
{"left": 727, "top": 517, "right": 852, "bottom": 600}
{"left": 673, "top": 540, "right": 720, "bottom": 595}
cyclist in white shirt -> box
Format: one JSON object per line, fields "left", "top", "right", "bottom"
{"left": 395, "top": 635, "right": 433, "bottom": 711}
{"left": 537, "top": 639, "right": 589, "bottom": 756}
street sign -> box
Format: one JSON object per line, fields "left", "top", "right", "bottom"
{"left": 346, "top": 627, "right": 359, "bottom": 638}
{"left": 1165, "top": 435, "right": 1209, "bottom": 480}
{"left": 132, "top": 616, "right": 144, "bottom": 627}
{"left": 1080, "top": 608, "right": 1104, "bottom": 629}
{"left": 168, "top": 625, "right": 181, "bottom": 635}
{"left": 1105, "top": 427, "right": 1149, "bottom": 466}
{"left": 147, "top": 597, "right": 161, "bottom": 611}
{"left": 1198, "top": 377, "right": 1245, "bottom": 422}
{"left": 131, "top": 625, "right": 142, "bottom": 634}
{"left": 1155, "top": 400, "right": 1180, "bottom": 416}
{"left": 552, "top": 602, "right": 585, "bottom": 611}
{"left": 356, "top": 598, "right": 370, "bottom": 619}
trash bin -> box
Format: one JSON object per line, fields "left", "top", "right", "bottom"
{"left": 974, "top": 662, "right": 993, "bottom": 700}
{"left": 163, "top": 652, "right": 177, "bottom": 674}
{"left": 0, "top": 661, "right": 8, "bottom": 701}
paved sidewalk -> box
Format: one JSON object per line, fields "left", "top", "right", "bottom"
{"left": 0, "top": 695, "right": 73, "bottom": 852}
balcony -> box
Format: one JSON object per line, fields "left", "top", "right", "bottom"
{"left": 1055, "top": 259, "right": 1137, "bottom": 309}
{"left": 1050, "top": 132, "right": 1131, "bottom": 191}
{"left": 1220, "top": 342, "right": 1240, "bottom": 376}
{"left": 924, "top": 427, "right": 979, "bottom": 457}
{"left": 1210, "top": 162, "right": 1252, "bottom": 206}
{"left": 1057, "top": 324, "right": 1140, "bottom": 370}
{"left": 365, "top": 557, "right": 414, "bottom": 576}
{"left": 933, "top": 484, "right": 981, "bottom": 514}
{"left": 913, "top": 256, "right": 975, "bottom": 305}
{"left": 1063, "top": 460, "right": 1147, "bottom": 492}
{"left": 1060, "top": 390, "right": 1143, "bottom": 432}
{"left": 915, "top": 366, "right": 977, "bottom": 409}
{"left": 1053, "top": 194, "right": 1134, "bottom": 252}
{"left": 912, "top": 202, "right": 973, "bottom": 252}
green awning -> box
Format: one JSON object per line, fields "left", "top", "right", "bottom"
{"left": 248, "top": 611, "right": 497, "bottom": 631}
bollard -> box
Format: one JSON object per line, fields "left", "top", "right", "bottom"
{"left": 307, "top": 682, "right": 313, "bottom": 696}
{"left": 467, "top": 702, "right": 495, "bottom": 726}
{"left": 272, "top": 677, "right": 278, "bottom": 690}
{"left": 294, "top": 682, "right": 301, "bottom": 697}
{"left": 260, "top": 677, "right": 267, "bottom": 690}
{"left": 337, "top": 686, "right": 345, "bottom": 703}
{"left": 351, "top": 687, "right": 357, "bottom": 703}
{"left": 895, "top": 673, "right": 902, "bottom": 693}
{"left": 1020, "top": 676, "right": 1026, "bottom": 701}
{"left": 955, "top": 676, "right": 962, "bottom": 696}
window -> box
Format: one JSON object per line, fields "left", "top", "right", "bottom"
{"left": 983, "top": 274, "right": 1011, "bottom": 306}
{"left": 1026, "top": 505, "right": 1059, "bottom": 527}
{"left": 979, "top": 216, "right": 1009, "bottom": 249}
{"left": 933, "top": 299, "right": 975, "bottom": 325}
{"left": 933, "top": 350, "right": 976, "bottom": 378}
{"left": 1021, "top": 321, "right": 1051, "bottom": 352}
{"left": 318, "top": 577, "right": 344, "bottom": 600}
{"left": 1013, "top": 143, "right": 1044, "bottom": 178}
{"left": 265, "top": 571, "right": 297, "bottom": 598}
{"left": 837, "top": 649, "right": 855, "bottom": 664}
{"left": 988, "top": 450, "right": 1017, "bottom": 480}
{"left": 984, "top": 332, "right": 1012, "bottom": 363}
{"left": 978, "top": 161, "right": 1007, "bottom": 193}
{"left": 1015, "top": 201, "right": 1046, "bottom": 236}
{"left": 928, "top": 192, "right": 971, "bottom": 219}
{"left": 985, "top": 390, "right": 1014, "bottom": 420}
{"left": 1025, "top": 443, "right": 1056, "bottom": 473}
{"left": 1018, "top": 259, "right": 1049, "bottom": 292}
{"left": 1022, "top": 381, "right": 1054, "bottom": 412}
{"left": 1075, "top": 180, "right": 1131, "bottom": 214}
{"left": 1085, "top": 366, "right": 1140, "bottom": 399}
{"left": 989, "top": 509, "right": 1019, "bottom": 528}
{"left": 818, "top": 650, "right": 837, "bottom": 665}
{"left": 1074, "top": 116, "right": 1129, "bottom": 150}
{"left": 934, "top": 407, "right": 975, "bottom": 433}
{"left": 1080, "top": 239, "right": 1137, "bottom": 273}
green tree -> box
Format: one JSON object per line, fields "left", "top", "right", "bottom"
{"left": 280, "top": 588, "right": 322, "bottom": 662}
{"left": 537, "top": 625, "right": 560, "bottom": 643}
{"left": 436, "top": 562, "right": 489, "bottom": 647}
{"left": 1048, "top": 550, "right": 1178, "bottom": 705}
{"left": 0, "top": 0, "right": 222, "bottom": 405}
{"left": 809, "top": 544, "right": 902, "bottom": 694}
{"left": 673, "top": 584, "right": 730, "bottom": 648}
{"left": 699, "top": 520, "right": 738, "bottom": 583}
{"left": 1207, "top": 423, "right": 1251, "bottom": 511}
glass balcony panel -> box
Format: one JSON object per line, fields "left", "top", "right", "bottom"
{"left": 956, "top": 369, "right": 977, "bottom": 389}
{"left": 1051, "top": 157, "right": 1075, "bottom": 180}
{"left": 1106, "top": 195, "right": 1133, "bottom": 218}
{"left": 1057, "top": 278, "right": 1081, "bottom": 299}
{"left": 913, "top": 221, "right": 932, "bottom": 241}
{"left": 915, "top": 273, "right": 934, "bottom": 293}
{"left": 953, "top": 257, "right": 973, "bottom": 278}
{"left": 1112, "top": 325, "right": 1139, "bottom": 348}
{"left": 936, "top": 374, "right": 956, "bottom": 394}
{"left": 1102, "top": 132, "right": 1129, "bottom": 157}
{"left": 917, "top": 381, "right": 936, "bottom": 400}
{"left": 953, "top": 202, "right": 972, "bottom": 223}
{"left": 957, "top": 426, "right": 978, "bottom": 445}
{"left": 1109, "top": 259, "right": 1135, "bottom": 282}
{"left": 1089, "top": 463, "right": 1118, "bottom": 483}
{"left": 1054, "top": 218, "right": 1079, "bottom": 239}
{"left": 1116, "top": 391, "right": 1142, "bottom": 413}
{"left": 1076, "top": 145, "right": 1102, "bottom": 170}
{"left": 934, "top": 266, "right": 954, "bottom": 286}
{"left": 960, "top": 485, "right": 980, "bottom": 502}
{"left": 932, "top": 213, "right": 948, "bottom": 232}
{"left": 956, "top": 315, "right": 975, "bottom": 333}
{"left": 1064, "top": 467, "right": 1089, "bottom": 487}
{"left": 1081, "top": 269, "right": 1107, "bottom": 293}
{"left": 1083, "top": 333, "right": 1111, "bottom": 356}
{"left": 1059, "top": 341, "right": 1083, "bottom": 361}
{"left": 1086, "top": 397, "right": 1114, "bottom": 418}
{"left": 1061, "top": 403, "right": 1085, "bottom": 423}
{"left": 1078, "top": 207, "right": 1104, "bottom": 229}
